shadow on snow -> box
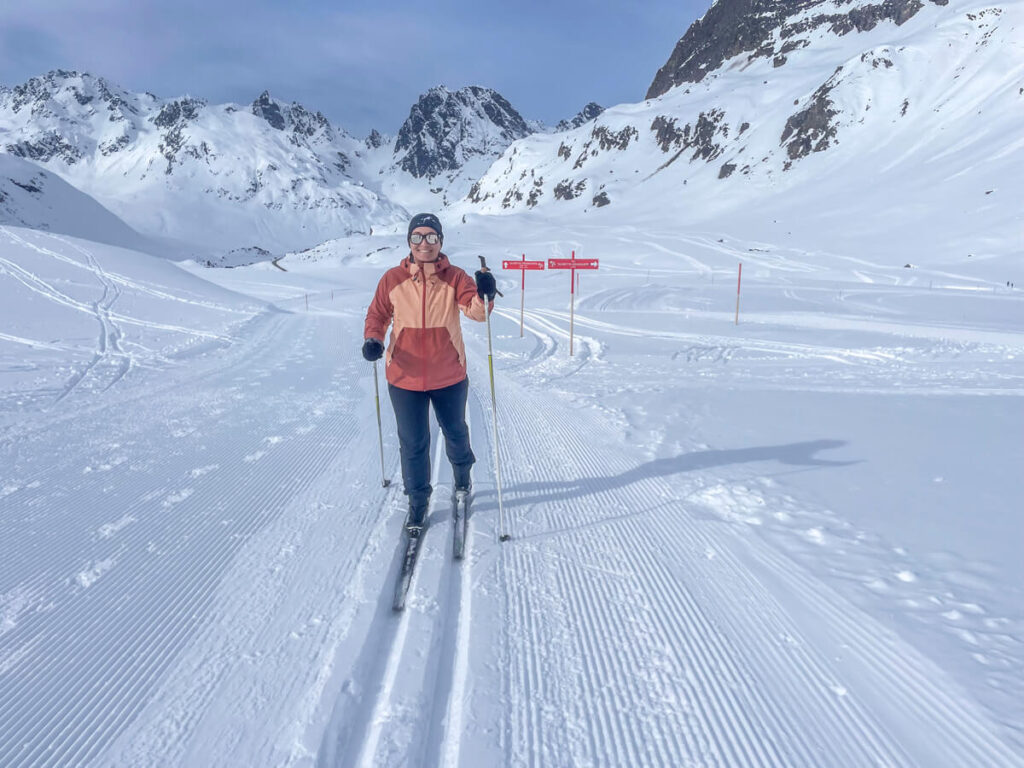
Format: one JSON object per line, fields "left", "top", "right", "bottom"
{"left": 480, "top": 439, "right": 857, "bottom": 512}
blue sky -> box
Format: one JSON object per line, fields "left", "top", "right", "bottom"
{"left": 0, "top": 0, "right": 711, "bottom": 137}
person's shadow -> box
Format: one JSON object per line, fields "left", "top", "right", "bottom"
{"left": 478, "top": 439, "right": 857, "bottom": 510}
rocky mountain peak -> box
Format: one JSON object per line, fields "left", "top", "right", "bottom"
{"left": 251, "top": 91, "right": 335, "bottom": 142}
{"left": 252, "top": 90, "right": 287, "bottom": 130}
{"left": 393, "top": 85, "right": 532, "bottom": 179}
{"left": 556, "top": 102, "right": 605, "bottom": 131}
{"left": 3, "top": 69, "right": 139, "bottom": 123}
{"left": 646, "top": 0, "right": 940, "bottom": 99}
{"left": 152, "top": 97, "right": 205, "bottom": 128}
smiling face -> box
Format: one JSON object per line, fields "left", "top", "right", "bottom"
{"left": 409, "top": 226, "right": 442, "bottom": 263}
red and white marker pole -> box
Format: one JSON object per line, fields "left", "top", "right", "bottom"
{"left": 502, "top": 255, "right": 545, "bottom": 337}
{"left": 548, "top": 251, "right": 599, "bottom": 356}
{"left": 521, "top": 254, "right": 526, "bottom": 335}
{"left": 570, "top": 252, "right": 576, "bottom": 355}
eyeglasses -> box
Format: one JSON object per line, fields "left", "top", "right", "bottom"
{"left": 410, "top": 232, "right": 440, "bottom": 245}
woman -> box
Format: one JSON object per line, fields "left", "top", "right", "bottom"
{"left": 362, "top": 213, "right": 496, "bottom": 534}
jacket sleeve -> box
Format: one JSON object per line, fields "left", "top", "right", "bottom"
{"left": 364, "top": 274, "right": 393, "bottom": 340}
{"left": 456, "top": 269, "right": 492, "bottom": 323}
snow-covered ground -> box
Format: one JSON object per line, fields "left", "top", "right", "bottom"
{"left": 1, "top": 216, "right": 1022, "bottom": 767}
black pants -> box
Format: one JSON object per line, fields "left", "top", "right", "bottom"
{"left": 388, "top": 378, "right": 475, "bottom": 510}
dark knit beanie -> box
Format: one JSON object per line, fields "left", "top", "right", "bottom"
{"left": 407, "top": 212, "right": 443, "bottom": 241}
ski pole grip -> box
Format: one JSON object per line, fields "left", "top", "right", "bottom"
{"left": 477, "top": 256, "right": 504, "bottom": 298}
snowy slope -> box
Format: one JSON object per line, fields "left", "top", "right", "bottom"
{"left": 0, "top": 225, "right": 268, "bottom": 414}
{"left": 0, "top": 154, "right": 175, "bottom": 256}
{"left": 1, "top": 211, "right": 1022, "bottom": 766}
{"left": 459, "top": 0, "right": 1024, "bottom": 267}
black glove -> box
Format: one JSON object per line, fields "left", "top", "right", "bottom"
{"left": 362, "top": 338, "right": 384, "bottom": 361}
{"left": 474, "top": 270, "right": 497, "bottom": 300}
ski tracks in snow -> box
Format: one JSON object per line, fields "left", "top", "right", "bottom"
{"left": 0, "top": 228, "right": 133, "bottom": 400}
{"left": 0, "top": 315, "right": 368, "bottom": 767}
{"left": 316, "top": 425, "right": 476, "bottom": 768}
{"left": 458, "top": 313, "right": 1023, "bottom": 767}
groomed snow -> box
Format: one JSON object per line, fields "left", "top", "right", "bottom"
{"left": 1, "top": 211, "right": 1022, "bottom": 766}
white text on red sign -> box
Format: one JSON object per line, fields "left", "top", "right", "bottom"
{"left": 502, "top": 260, "right": 546, "bottom": 270}
{"left": 548, "top": 259, "right": 599, "bottom": 270}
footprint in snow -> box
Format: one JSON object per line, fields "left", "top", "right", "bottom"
{"left": 804, "top": 527, "right": 827, "bottom": 545}
{"left": 82, "top": 456, "right": 128, "bottom": 474}
{"left": 2, "top": 480, "right": 42, "bottom": 497}
{"left": 162, "top": 489, "right": 194, "bottom": 507}
{"left": 1, "top": 587, "right": 34, "bottom": 634}
{"left": 76, "top": 558, "right": 116, "bottom": 588}
{"left": 98, "top": 515, "right": 136, "bottom": 538}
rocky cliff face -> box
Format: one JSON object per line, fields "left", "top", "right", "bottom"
{"left": 393, "top": 86, "right": 533, "bottom": 179}
{"left": 646, "top": 0, "right": 941, "bottom": 99}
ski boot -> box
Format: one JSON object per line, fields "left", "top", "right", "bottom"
{"left": 405, "top": 501, "right": 428, "bottom": 537}
{"left": 453, "top": 463, "right": 472, "bottom": 500}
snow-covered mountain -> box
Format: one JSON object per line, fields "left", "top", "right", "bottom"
{"left": 0, "top": 70, "right": 407, "bottom": 257}
{"left": 361, "top": 85, "right": 535, "bottom": 212}
{"left": 0, "top": 73, "right": 551, "bottom": 254}
{"left": 459, "top": 0, "right": 1022, "bottom": 264}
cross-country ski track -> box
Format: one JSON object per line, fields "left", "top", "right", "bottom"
{"left": 2, "top": 229, "right": 1022, "bottom": 766}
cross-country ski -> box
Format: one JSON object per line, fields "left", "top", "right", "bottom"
{"left": 452, "top": 489, "right": 469, "bottom": 561}
{"left": 392, "top": 523, "right": 428, "bottom": 612}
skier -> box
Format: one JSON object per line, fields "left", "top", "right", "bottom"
{"left": 362, "top": 213, "right": 496, "bottom": 535}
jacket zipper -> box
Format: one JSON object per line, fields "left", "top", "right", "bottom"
{"left": 421, "top": 271, "right": 428, "bottom": 389}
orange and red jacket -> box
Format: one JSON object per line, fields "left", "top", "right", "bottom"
{"left": 364, "top": 254, "right": 491, "bottom": 391}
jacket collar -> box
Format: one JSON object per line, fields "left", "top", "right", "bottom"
{"left": 404, "top": 253, "right": 449, "bottom": 279}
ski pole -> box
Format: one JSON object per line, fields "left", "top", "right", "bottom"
{"left": 373, "top": 360, "right": 390, "bottom": 488}
{"left": 479, "top": 256, "right": 510, "bottom": 542}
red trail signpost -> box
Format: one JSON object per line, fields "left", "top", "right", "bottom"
{"left": 547, "top": 251, "right": 599, "bottom": 356}
{"left": 502, "top": 255, "right": 545, "bottom": 337}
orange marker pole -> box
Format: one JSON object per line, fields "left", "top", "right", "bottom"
{"left": 735, "top": 262, "right": 742, "bottom": 325}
